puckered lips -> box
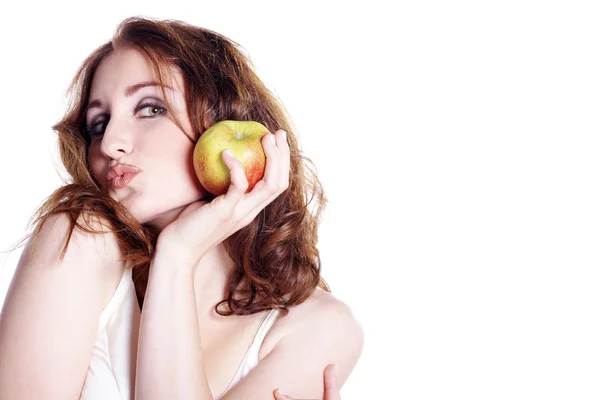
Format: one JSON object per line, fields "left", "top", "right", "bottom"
{"left": 106, "top": 163, "right": 141, "bottom": 190}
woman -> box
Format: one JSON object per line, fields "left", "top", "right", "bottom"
{"left": 0, "top": 16, "right": 363, "bottom": 400}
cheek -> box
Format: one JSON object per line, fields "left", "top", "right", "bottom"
{"left": 147, "top": 152, "right": 206, "bottom": 198}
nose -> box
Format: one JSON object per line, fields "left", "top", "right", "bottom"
{"left": 99, "top": 117, "right": 133, "bottom": 160}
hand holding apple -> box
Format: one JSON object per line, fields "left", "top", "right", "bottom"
{"left": 193, "top": 120, "right": 270, "bottom": 196}
{"left": 155, "top": 127, "right": 289, "bottom": 268}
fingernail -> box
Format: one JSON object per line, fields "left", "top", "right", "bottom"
{"left": 270, "top": 133, "right": 276, "bottom": 146}
{"left": 333, "top": 365, "right": 338, "bottom": 385}
{"left": 223, "top": 148, "right": 232, "bottom": 157}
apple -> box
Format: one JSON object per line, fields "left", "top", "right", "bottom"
{"left": 193, "top": 120, "right": 269, "bottom": 196}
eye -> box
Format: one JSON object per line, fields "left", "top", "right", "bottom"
{"left": 136, "top": 101, "right": 167, "bottom": 118}
{"left": 85, "top": 117, "right": 108, "bottom": 138}
{"left": 84, "top": 101, "right": 167, "bottom": 138}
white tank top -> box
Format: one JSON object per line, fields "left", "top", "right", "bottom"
{"left": 79, "top": 268, "right": 280, "bottom": 399}
{"left": 80, "top": 268, "right": 140, "bottom": 400}
{"left": 217, "top": 308, "right": 280, "bottom": 398}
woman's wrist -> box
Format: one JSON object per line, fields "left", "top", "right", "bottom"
{"left": 154, "top": 236, "right": 206, "bottom": 271}
{"left": 151, "top": 245, "right": 202, "bottom": 276}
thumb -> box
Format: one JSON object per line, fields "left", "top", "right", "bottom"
{"left": 324, "top": 364, "right": 341, "bottom": 400}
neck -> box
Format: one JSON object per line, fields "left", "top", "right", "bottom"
{"left": 193, "top": 243, "right": 237, "bottom": 320}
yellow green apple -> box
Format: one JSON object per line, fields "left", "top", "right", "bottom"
{"left": 193, "top": 120, "right": 269, "bottom": 196}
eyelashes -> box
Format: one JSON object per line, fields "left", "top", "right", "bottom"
{"left": 136, "top": 101, "right": 167, "bottom": 118}
{"left": 85, "top": 100, "right": 167, "bottom": 138}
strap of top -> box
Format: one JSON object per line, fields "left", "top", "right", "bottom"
{"left": 218, "top": 308, "right": 280, "bottom": 397}
{"left": 247, "top": 308, "right": 280, "bottom": 359}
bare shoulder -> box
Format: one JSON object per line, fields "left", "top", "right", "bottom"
{"left": 254, "top": 288, "right": 364, "bottom": 391}
{"left": 24, "top": 211, "right": 126, "bottom": 304}
{"left": 290, "top": 289, "right": 361, "bottom": 329}
{"left": 32, "top": 212, "right": 124, "bottom": 271}
{"left": 0, "top": 212, "right": 126, "bottom": 399}
{"left": 260, "top": 288, "right": 364, "bottom": 360}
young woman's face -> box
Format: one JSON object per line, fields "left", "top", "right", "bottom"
{"left": 86, "top": 47, "right": 207, "bottom": 229}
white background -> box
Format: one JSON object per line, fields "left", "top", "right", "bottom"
{"left": 1, "top": 1, "right": 599, "bottom": 399}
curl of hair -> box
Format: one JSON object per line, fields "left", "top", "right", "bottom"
{"left": 8, "top": 16, "right": 330, "bottom": 316}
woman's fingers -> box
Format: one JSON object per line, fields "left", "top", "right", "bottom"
{"left": 257, "top": 129, "right": 290, "bottom": 207}
{"left": 323, "top": 364, "right": 341, "bottom": 400}
{"left": 272, "top": 129, "right": 290, "bottom": 190}
{"left": 211, "top": 149, "right": 248, "bottom": 222}
{"left": 231, "top": 130, "right": 288, "bottom": 227}
{"left": 275, "top": 128, "right": 291, "bottom": 167}
{"left": 222, "top": 148, "right": 249, "bottom": 199}
{"left": 213, "top": 129, "right": 291, "bottom": 233}
{"left": 271, "top": 364, "right": 341, "bottom": 400}
{"left": 242, "top": 130, "right": 290, "bottom": 209}
{"left": 273, "top": 389, "right": 293, "bottom": 399}
{"left": 260, "top": 131, "right": 283, "bottom": 194}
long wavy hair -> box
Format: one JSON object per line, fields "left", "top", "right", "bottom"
{"left": 9, "top": 16, "right": 329, "bottom": 316}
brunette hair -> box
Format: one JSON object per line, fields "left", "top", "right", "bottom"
{"left": 9, "top": 16, "right": 329, "bottom": 316}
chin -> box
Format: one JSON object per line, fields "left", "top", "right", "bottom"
{"left": 109, "top": 183, "right": 206, "bottom": 230}
{"left": 136, "top": 204, "right": 192, "bottom": 231}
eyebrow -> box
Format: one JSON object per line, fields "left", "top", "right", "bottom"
{"left": 86, "top": 81, "right": 174, "bottom": 113}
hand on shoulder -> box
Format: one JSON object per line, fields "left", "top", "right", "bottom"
{"left": 267, "top": 290, "right": 364, "bottom": 388}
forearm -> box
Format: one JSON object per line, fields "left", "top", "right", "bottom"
{"left": 135, "top": 252, "right": 213, "bottom": 400}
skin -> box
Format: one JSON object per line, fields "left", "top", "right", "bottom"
{"left": 85, "top": 46, "right": 362, "bottom": 399}
{"left": 274, "top": 364, "right": 341, "bottom": 400}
